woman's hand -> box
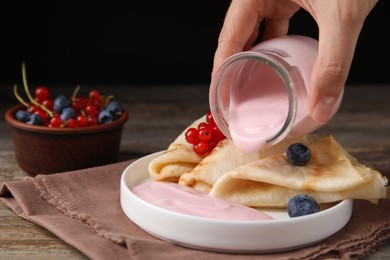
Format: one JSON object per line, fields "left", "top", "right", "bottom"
{"left": 213, "top": 0, "right": 378, "bottom": 124}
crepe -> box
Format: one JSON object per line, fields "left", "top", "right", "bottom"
{"left": 179, "top": 135, "right": 311, "bottom": 193}
{"left": 207, "top": 134, "right": 388, "bottom": 207}
{"left": 148, "top": 115, "right": 206, "bottom": 182}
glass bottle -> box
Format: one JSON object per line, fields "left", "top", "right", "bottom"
{"left": 209, "top": 35, "right": 343, "bottom": 153}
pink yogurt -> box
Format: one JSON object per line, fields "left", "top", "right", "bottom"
{"left": 131, "top": 181, "right": 273, "bottom": 221}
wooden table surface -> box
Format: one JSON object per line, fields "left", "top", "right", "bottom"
{"left": 0, "top": 85, "right": 389, "bottom": 259}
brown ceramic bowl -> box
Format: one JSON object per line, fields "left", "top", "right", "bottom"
{"left": 5, "top": 104, "right": 128, "bottom": 176}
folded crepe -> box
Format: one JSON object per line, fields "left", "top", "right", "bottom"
{"left": 149, "top": 114, "right": 306, "bottom": 184}
{"left": 206, "top": 134, "right": 389, "bottom": 208}
{"left": 148, "top": 115, "right": 206, "bottom": 182}
{"left": 179, "top": 135, "right": 311, "bottom": 193}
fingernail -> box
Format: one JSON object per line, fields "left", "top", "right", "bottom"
{"left": 312, "top": 97, "right": 336, "bottom": 124}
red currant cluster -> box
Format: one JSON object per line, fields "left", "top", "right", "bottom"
{"left": 14, "top": 84, "right": 120, "bottom": 128}
{"left": 185, "top": 112, "right": 226, "bottom": 157}
{"left": 13, "top": 62, "right": 123, "bottom": 128}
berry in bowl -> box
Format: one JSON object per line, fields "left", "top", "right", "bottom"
{"left": 5, "top": 63, "right": 128, "bottom": 176}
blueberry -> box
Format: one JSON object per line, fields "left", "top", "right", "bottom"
{"left": 287, "top": 143, "right": 311, "bottom": 166}
{"left": 98, "top": 109, "right": 116, "bottom": 124}
{"left": 98, "top": 101, "right": 123, "bottom": 124}
{"left": 53, "top": 94, "right": 72, "bottom": 112}
{"left": 287, "top": 194, "right": 320, "bottom": 217}
{"left": 106, "top": 100, "right": 122, "bottom": 114}
{"left": 60, "top": 107, "right": 77, "bottom": 122}
{"left": 25, "top": 114, "right": 44, "bottom": 126}
{"left": 15, "top": 110, "right": 30, "bottom": 122}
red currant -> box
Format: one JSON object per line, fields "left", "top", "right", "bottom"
{"left": 72, "top": 101, "right": 83, "bottom": 112}
{"left": 33, "top": 108, "right": 48, "bottom": 124}
{"left": 50, "top": 115, "right": 62, "bottom": 128}
{"left": 206, "top": 111, "right": 215, "bottom": 125}
{"left": 208, "top": 139, "right": 218, "bottom": 151}
{"left": 197, "top": 122, "right": 208, "bottom": 130}
{"left": 34, "top": 86, "right": 50, "bottom": 103}
{"left": 90, "top": 98, "right": 102, "bottom": 109}
{"left": 42, "top": 99, "right": 54, "bottom": 110}
{"left": 87, "top": 115, "right": 98, "bottom": 126}
{"left": 66, "top": 118, "right": 78, "bottom": 128}
{"left": 76, "top": 115, "right": 88, "bottom": 127}
{"left": 27, "top": 105, "right": 39, "bottom": 114}
{"left": 193, "top": 141, "right": 209, "bottom": 156}
{"left": 185, "top": 127, "right": 199, "bottom": 144}
{"left": 198, "top": 125, "right": 212, "bottom": 142}
{"left": 74, "top": 97, "right": 87, "bottom": 109}
{"left": 85, "top": 105, "right": 98, "bottom": 115}
{"left": 89, "top": 90, "right": 101, "bottom": 101}
{"left": 212, "top": 125, "right": 226, "bottom": 142}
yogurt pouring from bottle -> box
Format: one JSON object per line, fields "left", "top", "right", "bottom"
{"left": 209, "top": 35, "right": 343, "bottom": 153}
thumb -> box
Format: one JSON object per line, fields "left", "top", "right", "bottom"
{"left": 309, "top": 29, "right": 359, "bottom": 124}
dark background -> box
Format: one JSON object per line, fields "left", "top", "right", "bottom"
{"left": 1, "top": 0, "right": 389, "bottom": 87}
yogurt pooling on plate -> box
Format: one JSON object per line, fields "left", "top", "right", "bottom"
{"left": 131, "top": 181, "right": 273, "bottom": 221}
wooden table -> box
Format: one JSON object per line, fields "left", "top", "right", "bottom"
{"left": 1, "top": 85, "right": 389, "bottom": 259}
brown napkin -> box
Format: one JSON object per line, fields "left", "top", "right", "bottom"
{"left": 1, "top": 159, "right": 389, "bottom": 260}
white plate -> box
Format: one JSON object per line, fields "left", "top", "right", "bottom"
{"left": 120, "top": 151, "right": 353, "bottom": 253}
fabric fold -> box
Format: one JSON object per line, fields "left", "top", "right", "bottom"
{"left": 1, "top": 159, "right": 389, "bottom": 260}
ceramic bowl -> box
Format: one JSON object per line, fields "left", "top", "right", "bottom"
{"left": 5, "top": 104, "right": 128, "bottom": 176}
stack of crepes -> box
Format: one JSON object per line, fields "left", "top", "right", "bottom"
{"left": 148, "top": 116, "right": 389, "bottom": 208}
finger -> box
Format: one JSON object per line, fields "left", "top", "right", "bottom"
{"left": 212, "top": 1, "right": 263, "bottom": 77}
{"left": 244, "top": 19, "right": 262, "bottom": 51}
{"left": 262, "top": 18, "right": 290, "bottom": 40}
{"left": 309, "top": 26, "right": 361, "bottom": 124}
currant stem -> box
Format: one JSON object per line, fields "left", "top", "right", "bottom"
{"left": 72, "top": 85, "right": 81, "bottom": 101}
{"left": 105, "top": 95, "right": 114, "bottom": 106}
{"left": 13, "top": 84, "right": 30, "bottom": 107}
{"left": 21, "top": 62, "right": 54, "bottom": 117}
